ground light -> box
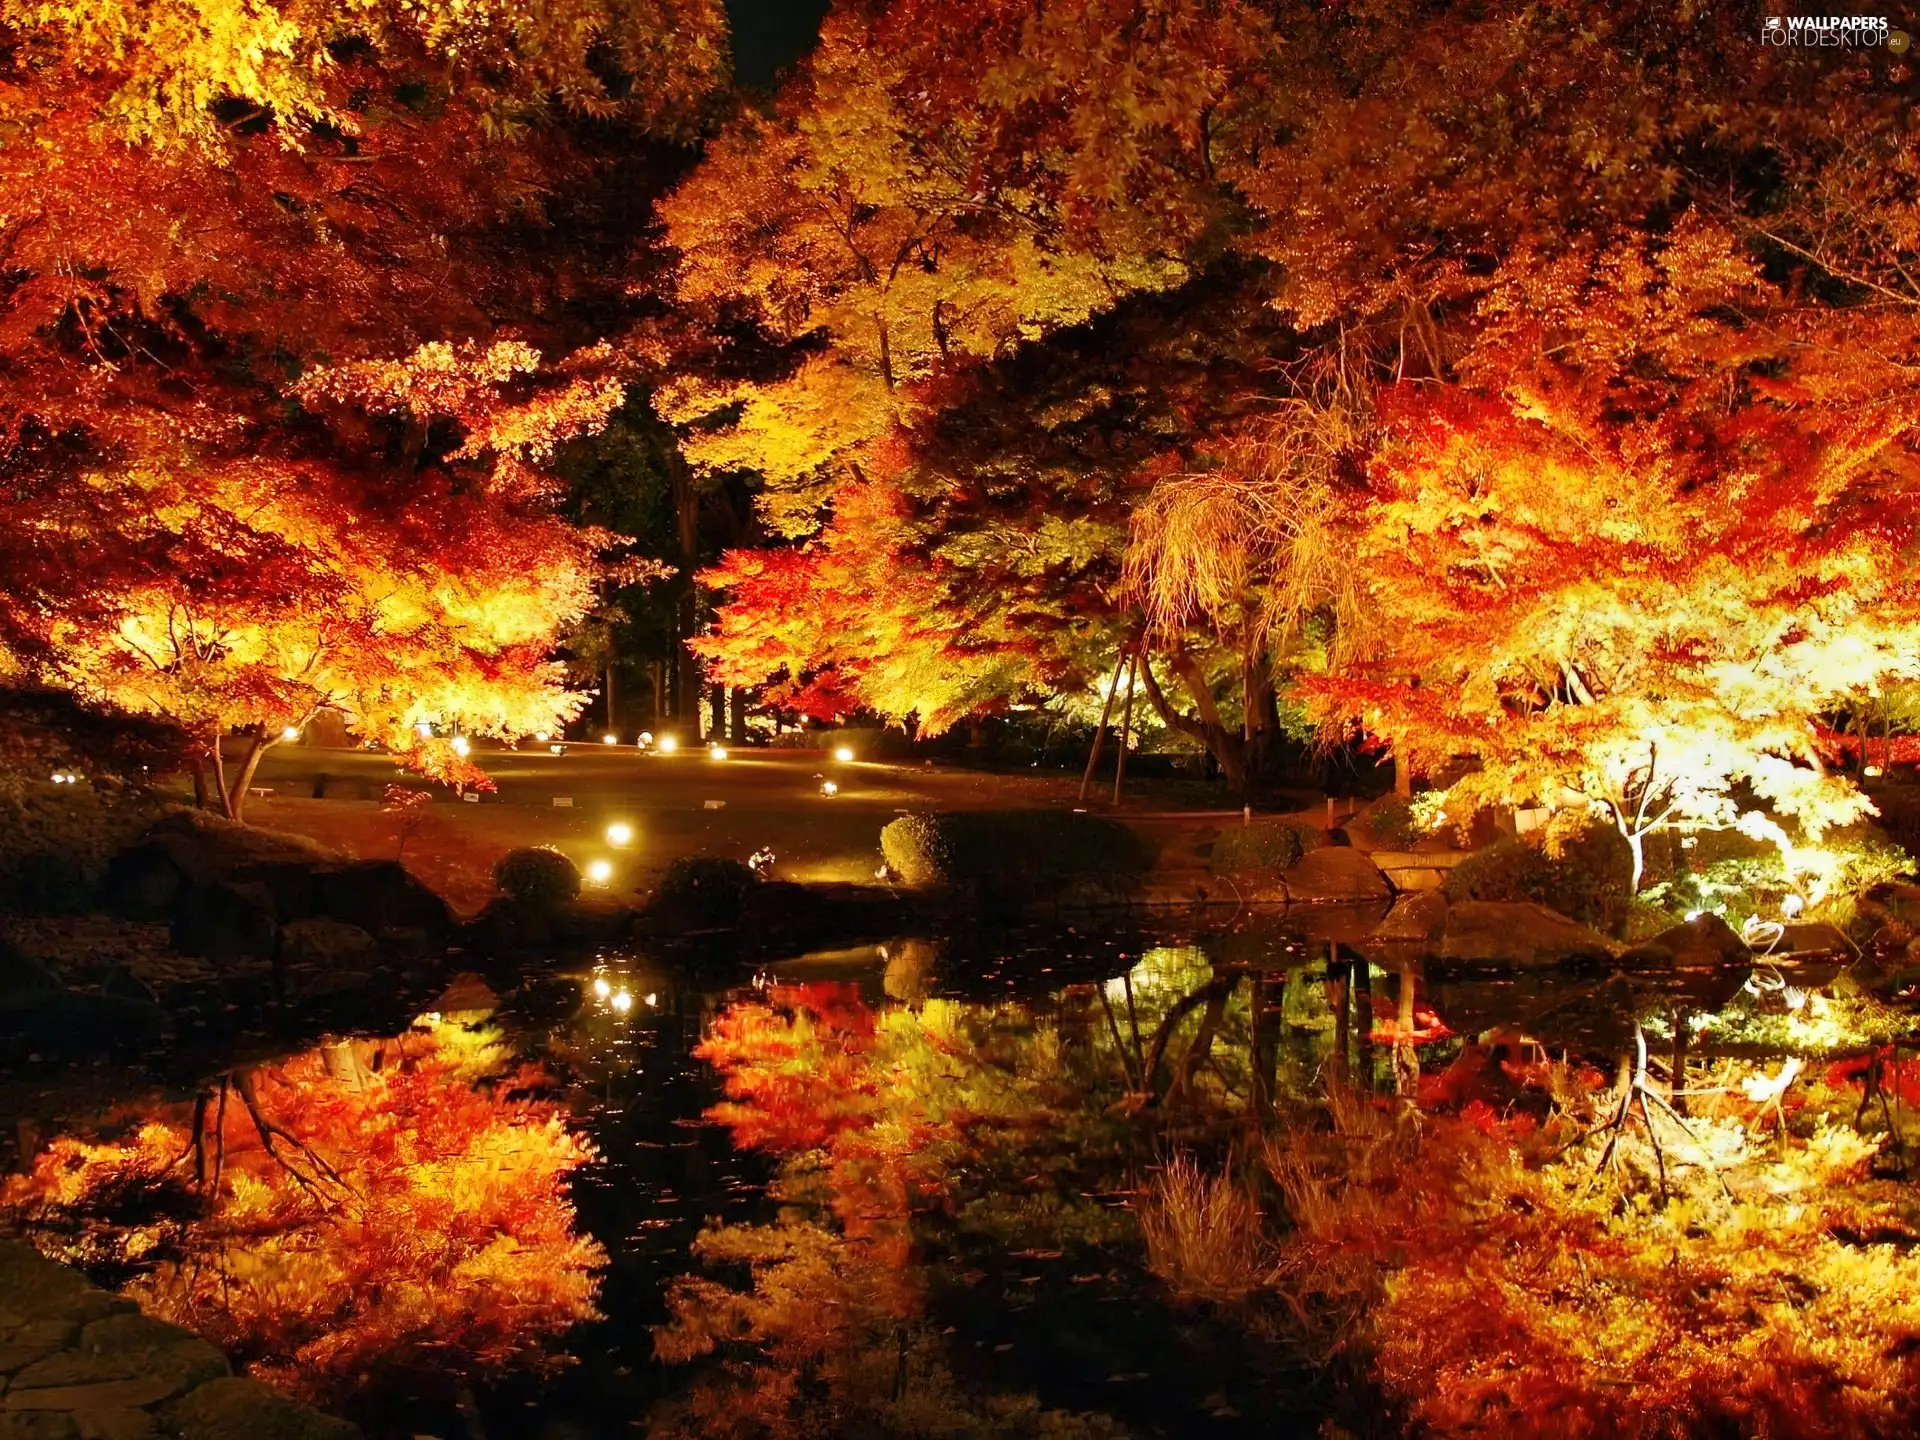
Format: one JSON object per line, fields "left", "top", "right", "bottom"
{"left": 535, "top": 731, "right": 551, "bottom": 742}
{"left": 710, "top": 745, "right": 728, "bottom": 760}
{"left": 834, "top": 745, "right": 855, "bottom": 762}
{"left": 606, "top": 822, "right": 633, "bottom": 846}
{"left": 603, "top": 733, "right": 618, "bottom": 745}
{"left": 658, "top": 735, "right": 679, "bottom": 754}
{"left": 586, "top": 859, "right": 614, "bottom": 885}
{"left": 450, "top": 735, "right": 471, "bottom": 757}
{"left": 281, "top": 726, "right": 300, "bottom": 741}
{"left": 639, "top": 731, "right": 654, "bottom": 747}
{"left": 820, "top": 779, "right": 839, "bottom": 797}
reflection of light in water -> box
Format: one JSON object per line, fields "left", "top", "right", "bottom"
{"left": 644, "top": 993, "right": 657, "bottom": 1008}
{"left": 612, "top": 990, "right": 633, "bottom": 1014}
{"left": 593, "top": 977, "right": 611, "bottom": 999}
{"left": 1103, "top": 945, "right": 1213, "bottom": 1004}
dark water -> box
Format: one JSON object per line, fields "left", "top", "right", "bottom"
{"left": 3, "top": 920, "right": 1894, "bottom": 1439}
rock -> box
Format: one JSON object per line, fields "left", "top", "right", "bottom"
{"left": 98, "top": 968, "right": 157, "bottom": 1006}
{"left": 98, "top": 845, "right": 186, "bottom": 922}
{"left": 224, "top": 863, "right": 319, "bottom": 924}
{"left": 547, "top": 896, "right": 633, "bottom": 945}
{"left": 1372, "top": 890, "right": 1448, "bottom": 944}
{"left": 170, "top": 883, "right": 276, "bottom": 961}
{"left": 0, "top": 947, "right": 65, "bottom": 1007}
{"left": 5, "top": 1381, "right": 184, "bottom": 1413}
{"left": 162, "top": 1379, "right": 360, "bottom": 1440}
{"left": 1619, "top": 913, "right": 1750, "bottom": 970}
{"left": 431, "top": 974, "right": 498, "bottom": 1013}
{"left": 1768, "top": 921, "right": 1850, "bottom": 958}
{"left": 1281, "top": 847, "right": 1392, "bottom": 904}
{"left": 0, "top": 1415, "right": 79, "bottom": 1440}
{"left": 1437, "top": 900, "right": 1618, "bottom": 971}
{"left": 313, "top": 863, "right": 452, "bottom": 937}
{"left": 276, "top": 919, "right": 378, "bottom": 971}
{"left": 462, "top": 897, "right": 553, "bottom": 955}
{"left": 72, "top": 1410, "right": 153, "bottom": 1440}
{"left": 11, "top": 1316, "right": 225, "bottom": 1399}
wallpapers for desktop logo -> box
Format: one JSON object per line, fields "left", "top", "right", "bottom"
{"left": 1761, "top": 14, "right": 1912, "bottom": 51}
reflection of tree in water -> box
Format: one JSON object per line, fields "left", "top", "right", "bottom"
{"left": 3, "top": 1016, "right": 604, "bottom": 1408}
{"left": 650, "top": 949, "right": 1375, "bottom": 1437}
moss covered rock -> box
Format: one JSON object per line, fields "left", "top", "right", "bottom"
{"left": 1208, "top": 817, "right": 1326, "bottom": 875}
{"left": 491, "top": 847, "right": 581, "bottom": 908}
{"left": 879, "top": 810, "right": 1150, "bottom": 902}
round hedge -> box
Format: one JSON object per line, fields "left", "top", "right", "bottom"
{"left": 1209, "top": 817, "right": 1326, "bottom": 875}
{"left": 492, "top": 846, "right": 581, "bottom": 907}
{"left": 879, "top": 810, "right": 1150, "bottom": 895}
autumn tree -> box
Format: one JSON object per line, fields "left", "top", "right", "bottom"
{"left": 0, "top": 0, "right": 729, "bottom": 799}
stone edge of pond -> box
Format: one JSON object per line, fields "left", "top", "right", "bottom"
{"left": 0, "top": 1239, "right": 359, "bottom": 1440}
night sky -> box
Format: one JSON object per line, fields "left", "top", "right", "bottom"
{"left": 724, "top": 0, "right": 831, "bottom": 88}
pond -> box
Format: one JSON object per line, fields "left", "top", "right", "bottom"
{"left": 7, "top": 921, "right": 1920, "bottom": 1439}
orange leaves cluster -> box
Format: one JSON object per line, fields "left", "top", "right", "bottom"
{"left": 3, "top": 1021, "right": 605, "bottom": 1402}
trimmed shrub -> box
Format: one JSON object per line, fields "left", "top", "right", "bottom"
{"left": 1209, "top": 817, "right": 1326, "bottom": 875}
{"left": 879, "top": 810, "right": 1151, "bottom": 897}
{"left": 492, "top": 847, "right": 581, "bottom": 907}
{"left": 1359, "top": 793, "right": 1421, "bottom": 848}
{"left": 651, "top": 855, "right": 758, "bottom": 928}
{"left": 1445, "top": 823, "right": 1633, "bottom": 934}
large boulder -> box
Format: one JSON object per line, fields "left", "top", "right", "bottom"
{"left": 1282, "top": 846, "right": 1392, "bottom": 904}
{"left": 170, "top": 882, "right": 277, "bottom": 961}
{"left": 1618, "top": 913, "right": 1750, "bottom": 970}
{"left": 163, "top": 1379, "right": 360, "bottom": 1440}
{"left": 100, "top": 841, "right": 187, "bottom": 921}
{"left": 1437, "top": 900, "right": 1618, "bottom": 971}
{"left": 277, "top": 918, "right": 380, "bottom": 971}
{"left": 312, "top": 862, "right": 453, "bottom": 937}
{"left": 1372, "top": 889, "right": 1448, "bottom": 944}
{"left": 462, "top": 896, "right": 554, "bottom": 956}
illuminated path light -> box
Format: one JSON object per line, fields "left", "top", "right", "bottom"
{"left": 450, "top": 735, "right": 471, "bottom": 757}
{"left": 658, "top": 736, "right": 679, "bottom": 754}
{"left": 281, "top": 726, "right": 301, "bottom": 741}
{"left": 833, "top": 746, "right": 855, "bottom": 763}
{"left": 603, "top": 733, "right": 619, "bottom": 745}
{"left": 586, "top": 859, "right": 613, "bottom": 885}
{"left": 709, "top": 745, "right": 729, "bottom": 761}
{"left": 606, "top": 822, "right": 634, "bottom": 846}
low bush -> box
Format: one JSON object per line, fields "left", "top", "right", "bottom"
{"left": 651, "top": 855, "right": 758, "bottom": 928}
{"left": 1445, "top": 821, "right": 1633, "bottom": 934}
{"left": 492, "top": 847, "right": 581, "bottom": 907}
{"left": 1358, "top": 794, "right": 1422, "bottom": 848}
{"left": 879, "top": 810, "right": 1151, "bottom": 897}
{"left": 0, "top": 784, "right": 167, "bottom": 914}
{"left": 1209, "top": 817, "right": 1326, "bottom": 874}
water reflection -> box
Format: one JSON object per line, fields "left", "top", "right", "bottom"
{"left": 7, "top": 923, "right": 1920, "bottom": 1439}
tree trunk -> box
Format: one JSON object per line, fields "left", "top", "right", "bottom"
{"left": 709, "top": 682, "right": 725, "bottom": 741}
{"left": 1394, "top": 751, "right": 1413, "bottom": 798}
{"left": 669, "top": 449, "right": 701, "bottom": 724}
{"left": 1112, "top": 653, "right": 1138, "bottom": 805}
{"left": 1137, "top": 651, "right": 1247, "bottom": 792}
{"left": 189, "top": 754, "right": 210, "bottom": 810}
{"left": 606, "top": 662, "right": 618, "bottom": 736}
{"left": 1079, "top": 648, "right": 1128, "bottom": 802}
{"left": 223, "top": 734, "right": 273, "bottom": 822}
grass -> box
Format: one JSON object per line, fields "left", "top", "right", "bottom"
{"left": 1138, "top": 1153, "right": 1269, "bottom": 1303}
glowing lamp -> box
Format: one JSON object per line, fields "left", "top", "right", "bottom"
{"left": 639, "top": 731, "right": 654, "bottom": 747}
{"left": 592, "top": 977, "right": 611, "bottom": 999}
{"left": 548, "top": 743, "right": 565, "bottom": 755}
{"left": 658, "top": 736, "right": 679, "bottom": 754}
{"left": 535, "top": 731, "right": 551, "bottom": 742}
{"left": 820, "top": 779, "right": 839, "bottom": 797}
{"left": 603, "top": 733, "right": 619, "bottom": 745}
{"left": 710, "top": 745, "right": 728, "bottom": 761}
{"left": 833, "top": 746, "right": 855, "bottom": 763}
{"left": 1783, "top": 893, "right": 1806, "bottom": 918}
{"left": 450, "top": 735, "right": 471, "bottom": 757}
{"left": 1866, "top": 764, "right": 1884, "bottom": 777}
{"left": 587, "top": 859, "right": 613, "bottom": 885}
{"left": 611, "top": 990, "right": 633, "bottom": 1014}
{"left": 606, "top": 822, "right": 633, "bottom": 846}
{"left": 416, "top": 722, "right": 433, "bottom": 738}
{"left": 281, "top": 726, "right": 300, "bottom": 742}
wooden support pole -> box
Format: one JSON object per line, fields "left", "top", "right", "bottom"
{"left": 1111, "top": 651, "right": 1138, "bottom": 805}
{"left": 1079, "top": 643, "right": 1130, "bottom": 802}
